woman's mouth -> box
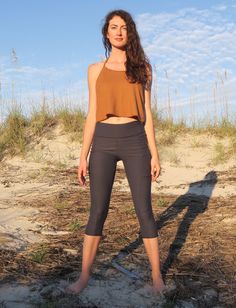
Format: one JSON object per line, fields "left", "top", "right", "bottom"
{"left": 115, "top": 38, "right": 123, "bottom": 41}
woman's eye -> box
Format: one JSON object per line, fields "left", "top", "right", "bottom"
{"left": 111, "top": 27, "right": 127, "bottom": 30}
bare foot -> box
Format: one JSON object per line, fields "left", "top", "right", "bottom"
{"left": 151, "top": 277, "right": 166, "bottom": 296}
{"left": 65, "top": 273, "right": 90, "bottom": 295}
{"left": 152, "top": 280, "right": 177, "bottom": 297}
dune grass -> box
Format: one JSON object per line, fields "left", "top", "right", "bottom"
{"left": 0, "top": 86, "right": 235, "bottom": 164}
{"left": 0, "top": 104, "right": 28, "bottom": 159}
{"left": 1, "top": 49, "right": 235, "bottom": 162}
{"left": 0, "top": 99, "right": 86, "bottom": 160}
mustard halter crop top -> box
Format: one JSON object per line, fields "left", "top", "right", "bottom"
{"left": 95, "top": 58, "right": 146, "bottom": 123}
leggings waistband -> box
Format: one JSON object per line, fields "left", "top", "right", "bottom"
{"left": 94, "top": 120, "right": 145, "bottom": 137}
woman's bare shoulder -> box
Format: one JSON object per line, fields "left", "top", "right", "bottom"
{"left": 87, "top": 61, "right": 106, "bottom": 83}
{"left": 88, "top": 60, "right": 106, "bottom": 72}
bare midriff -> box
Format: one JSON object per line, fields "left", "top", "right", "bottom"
{"left": 99, "top": 116, "right": 138, "bottom": 124}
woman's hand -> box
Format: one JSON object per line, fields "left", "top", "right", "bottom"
{"left": 151, "top": 156, "right": 161, "bottom": 182}
{"left": 78, "top": 158, "right": 88, "bottom": 187}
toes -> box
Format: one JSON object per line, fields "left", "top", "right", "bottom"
{"left": 64, "top": 286, "right": 76, "bottom": 294}
{"left": 151, "top": 288, "right": 165, "bottom": 299}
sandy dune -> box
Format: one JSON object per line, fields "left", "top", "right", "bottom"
{"left": 0, "top": 123, "right": 235, "bottom": 307}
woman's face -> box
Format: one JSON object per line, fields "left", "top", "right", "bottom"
{"left": 106, "top": 15, "right": 128, "bottom": 48}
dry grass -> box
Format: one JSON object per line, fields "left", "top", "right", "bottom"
{"left": 209, "top": 135, "right": 236, "bottom": 165}
{"left": 169, "top": 150, "right": 181, "bottom": 165}
{"left": 0, "top": 105, "right": 28, "bottom": 158}
{"left": 190, "top": 137, "right": 208, "bottom": 148}
{"left": 0, "top": 98, "right": 235, "bottom": 165}
{"left": 0, "top": 166, "right": 235, "bottom": 306}
{"left": 0, "top": 101, "right": 86, "bottom": 161}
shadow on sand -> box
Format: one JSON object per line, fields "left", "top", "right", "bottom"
{"left": 109, "top": 170, "right": 217, "bottom": 280}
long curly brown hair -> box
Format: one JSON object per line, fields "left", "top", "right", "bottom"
{"left": 101, "top": 9, "right": 152, "bottom": 91}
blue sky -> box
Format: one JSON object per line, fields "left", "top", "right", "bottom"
{"left": 0, "top": 0, "right": 236, "bottom": 125}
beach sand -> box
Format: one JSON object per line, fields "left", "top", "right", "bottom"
{"left": 0, "top": 123, "right": 235, "bottom": 306}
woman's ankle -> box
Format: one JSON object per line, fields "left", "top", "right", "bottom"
{"left": 80, "top": 271, "right": 90, "bottom": 279}
{"left": 152, "top": 272, "right": 163, "bottom": 280}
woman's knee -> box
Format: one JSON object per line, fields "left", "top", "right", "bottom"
{"left": 85, "top": 209, "right": 107, "bottom": 235}
{"left": 135, "top": 207, "right": 158, "bottom": 237}
{"left": 135, "top": 203, "right": 155, "bottom": 221}
{"left": 85, "top": 223, "right": 103, "bottom": 236}
{"left": 90, "top": 203, "right": 109, "bottom": 219}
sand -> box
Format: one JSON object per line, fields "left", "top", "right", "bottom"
{"left": 0, "top": 123, "right": 235, "bottom": 306}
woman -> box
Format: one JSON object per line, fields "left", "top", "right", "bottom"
{"left": 66, "top": 9, "right": 166, "bottom": 296}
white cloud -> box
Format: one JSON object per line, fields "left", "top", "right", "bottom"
{"left": 212, "top": 4, "right": 228, "bottom": 11}
{"left": 136, "top": 6, "right": 236, "bottom": 109}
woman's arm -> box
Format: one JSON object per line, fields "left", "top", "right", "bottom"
{"left": 79, "top": 64, "right": 97, "bottom": 163}
{"left": 143, "top": 65, "right": 160, "bottom": 163}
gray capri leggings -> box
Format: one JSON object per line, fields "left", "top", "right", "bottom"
{"left": 85, "top": 120, "right": 158, "bottom": 238}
